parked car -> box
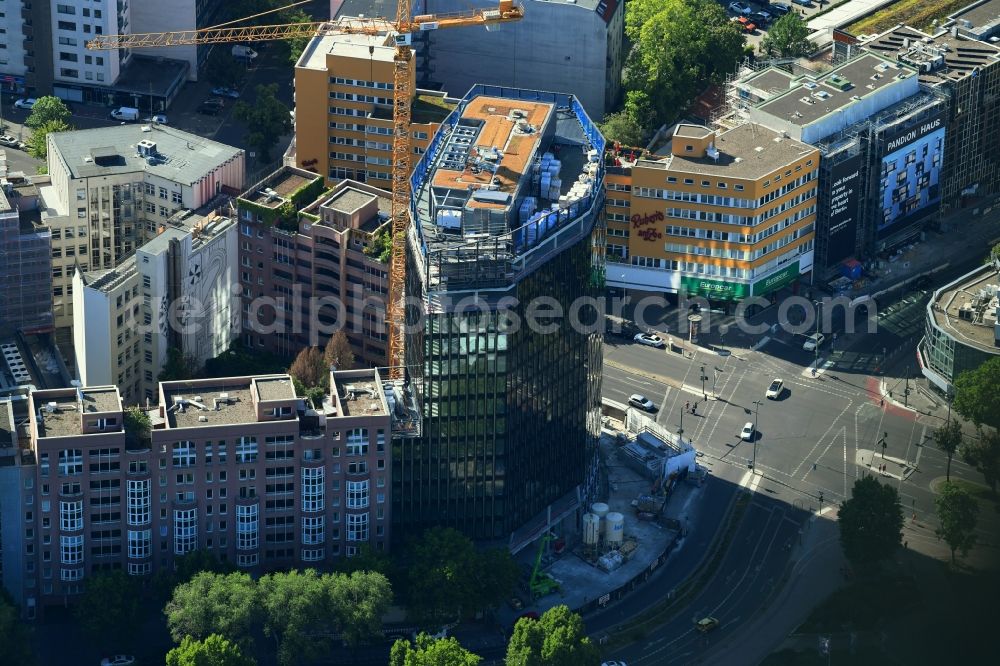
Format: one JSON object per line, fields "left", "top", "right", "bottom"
{"left": 197, "top": 97, "right": 225, "bottom": 115}
{"left": 734, "top": 16, "right": 758, "bottom": 32}
{"left": 628, "top": 394, "right": 657, "bottom": 413}
{"left": 210, "top": 86, "right": 241, "bottom": 99}
{"left": 728, "top": 1, "right": 753, "bottom": 14}
{"left": 740, "top": 422, "right": 755, "bottom": 441}
{"left": 14, "top": 98, "right": 36, "bottom": 109}
{"left": 101, "top": 657, "right": 136, "bottom": 666}
{"left": 769, "top": 2, "right": 792, "bottom": 14}
{"left": 802, "top": 332, "right": 826, "bottom": 352}
{"left": 144, "top": 114, "right": 168, "bottom": 124}
{"left": 602, "top": 662, "right": 628, "bottom": 666}
{"left": 791, "top": 0, "right": 813, "bottom": 6}
{"left": 696, "top": 617, "right": 720, "bottom": 633}
{"left": 766, "top": 378, "right": 783, "bottom": 400}
{"left": 749, "top": 12, "right": 771, "bottom": 27}
{"left": 0, "top": 134, "right": 19, "bottom": 147}
{"left": 634, "top": 332, "right": 666, "bottom": 348}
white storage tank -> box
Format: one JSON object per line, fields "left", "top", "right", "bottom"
{"left": 605, "top": 511, "right": 624, "bottom": 547}
{"left": 582, "top": 513, "right": 601, "bottom": 546}
{"left": 591, "top": 502, "right": 610, "bottom": 519}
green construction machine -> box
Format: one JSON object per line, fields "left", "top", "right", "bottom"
{"left": 529, "top": 533, "right": 561, "bottom": 600}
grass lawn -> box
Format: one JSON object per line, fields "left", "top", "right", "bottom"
{"left": 846, "top": 0, "right": 971, "bottom": 36}
{"left": 942, "top": 478, "right": 997, "bottom": 503}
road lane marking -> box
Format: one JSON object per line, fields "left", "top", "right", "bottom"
{"left": 792, "top": 401, "right": 853, "bottom": 477}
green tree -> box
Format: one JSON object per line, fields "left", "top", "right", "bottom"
{"left": 953, "top": 357, "right": 1000, "bottom": 430}
{"left": 165, "top": 572, "right": 259, "bottom": 647}
{"left": 0, "top": 590, "right": 36, "bottom": 666}
{"left": 166, "top": 634, "right": 256, "bottom": 666}
{"left": 961, "top": 428, "right": 1000, "bottom": 494}
{"left": 599, "top": 110, "right": 647, "bottom": 149}
{"left": 25, "top": 96, "right": 71, "bottom": 129}
{"left": 233, "top": 83, "right": 292, "bottom": 162}
{"left": 258, "top": 570, "right": 332, "bottom": 666}
{"left": 288, "top": 346, "right": 326, "bottom": 389}
{"left": 985, "top": 240, "right": 1000, "bottom": 265}
{"left": 124, "top": 405, "right": 151, "bottom": 448}
{"left": 838, "top": 476, "right": 903, "bottom": 572}
{"left": 406, "top": 527, "right": 481, "bottom": 628}
{"left": 472, "top": 548, "right": 519, "bottom": 612}
{"left": 933, "top": 417, "right": 964, "bottom": 482}
{"left": 323, "top": 330, "right": 356, "bottom": 371}
{"left": 623, "top": 0, "right": 744, "bottom": 127}
{"left": 935, "top": 482, "right": 979, "bottom": 564}
{"left": 26, "top": 119, "right": 70, "bottom": 160}
{"left": 390, "top": 633, "right": 482, "bottom": 666}
{"left": 159, "top": 347, "right": 199, "bottom": 381}
{"left": 364, "top": 229, "right": 393, "bottom": 264}
{"left": 74, "top": 570, "right": 140, "bottom": 648}
{"left": 505, "top": 605, "right": 600, "bottom": 666}
{"left": 760, "top": 12, "right": 813, "bottom": 57}
{"left": 333, "top": 542, "right": 394, "bottom": 578}
{"left": 328, "top": 571, "right": 393, "bottom": 648}
{"left": 282, "top": 9, "right": 314, "bottom": 64}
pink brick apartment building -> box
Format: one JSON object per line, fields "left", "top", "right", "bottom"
{"left": 238, "top": 167, "right": 391, "bottom": 365}
{"left": 15, "top": 369, "right": 397, "bottom": 615}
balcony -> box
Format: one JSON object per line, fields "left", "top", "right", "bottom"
{"left": 301, "top": 450, "right": 323, "bottom": 463}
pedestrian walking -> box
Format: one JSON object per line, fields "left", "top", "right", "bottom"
{"left": 686, "top": 401, "right": 690, "bottom": 413}
{"left": 904, "top": 541, "right": 908, "bottom": 549}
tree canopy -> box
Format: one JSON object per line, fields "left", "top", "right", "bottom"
{"left": 622, "top": 0, "right": 745, "bottom": 129}
{"left": 166, "top": 634, "right": 256, "bottom": 666}
{"left": 504, "top": 605, "right": 600, "bottom": 666}
{"left": 838, "top": 476, "right": 903, "bottom": 571}
{"left": 961, "top": 428, "right": 1000, "bottom": 494}
{"left": 164, "top": 572, "right": 259, "bottom": 646}
{"left": 289, "top": 346, "right": 327, "bottom": 390}
{"left": 935, "top": 482, "right": 979, "bottom": 563}
{"left": 324, "top": 330, "right": 355, "bottom": 371}
{"left": 406, "top": 527, "right": 518, "bottom": 629}
{"left": 953, "top": 357, "right": 1000, "bottom": 430}
{"left": 74, "top": 570, "right": 140, "bottom": 648}
{"left": 933, "top": 417, "right": 964, "bottom": 482}
{"left": 26, "top": 119, "right": 70, "bottom": 160}
{"left": 25, "top": 96, "right": 71, "bottom": 129}
{"left": 233, "top": 83, "right": 292, "bottom": 162}
{"left": 391, "top": 633, "right": 482, "bottom": 666}
{"left": 760, "top": 12, "right": 813, "bottom": 58}
{"left": 0, "top": 590, "right": 35, "bottom": 666}
{"left": 204, "top": 47, "right": 248, "bottom": 89}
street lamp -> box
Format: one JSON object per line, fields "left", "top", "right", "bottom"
{"left": 752, "top": 399, "right": 763, "bottom": 473}
{"left": 700, "top": 364, "right": 707, "bottom": 400}
{"left": 813, "top": 300, "right": 822, "bottom": 373}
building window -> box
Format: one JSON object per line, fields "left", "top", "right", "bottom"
{"left": 58, "top": 449, "right": 83, "bottom": 476}
{"left": 302, "top": 516, "right": 324, "bottom": 545}
{"left": 346, "top": 480, "right": 369, "bottom": 509}
{"left": 301, "top": 467, "right": 324, "bottom": 513}
{"left": 236, "top": 437, "right": 258, "bottom": 463}
{"left": 173, "top": 509, "right": 198, "bottom": 555}
{"left": 127, "top": 529, "right": 151, "bottom": 559}
{"left": 172, "top": 441, "right": 195, "bottom": 467}
{"left": 236, "top": 504, "right": 258, "bottom": 551}
{"left": 346, "top": 513, "right": 369, "bottom": 541}
{"left": 237, "top": 553, "right": 258, "bottom": 568}
{"left": 346, "top": 429, "right": 368, "bottom": 455}
{"left": 126, "top": 479, "right": 150, "bottom": 525}
{"left": 59, "top": 501, "right": 83, "bottom": 531}
{"left": 60, "top": 534, "right": 84, "bottom": 564}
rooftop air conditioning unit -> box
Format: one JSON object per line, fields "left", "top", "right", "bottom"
{"left": 198, "top": 415, "right": 209, "bottom": 422}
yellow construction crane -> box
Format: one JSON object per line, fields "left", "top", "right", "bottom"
{"left": 86, "top": 0, "right": 525, "bottom": 377}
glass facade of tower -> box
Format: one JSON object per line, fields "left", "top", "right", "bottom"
{"left": 393, "top": 86, "right": 606, "bottom": 541}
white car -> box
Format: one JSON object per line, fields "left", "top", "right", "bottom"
{"left": 728, "top": 2, "right": 753, "bottom": 14}
{"left": 210, "top": 86, "right": 241, "bottom": 99}
{"left": 802, "top": 333, "right": 826, "bottom": 352}
{"left": 144, "top": 114, "right": 168, "bottom": 124}
{"left": 602, "top": 662, "right": 628, "bottom": 666}
{"left": 633, "top": 333, "right": 666, "bottom": 348}
{"left": 14, "top": 98, "right": 36, "bottom": 109}
{"left": 740, "top": 422, "right": 755, "bottom": 441}
{"left": 766, "top": 378, "right": 783, "bottom": 400}
{"left": 101, "top": 657, "right": 136, "bottom": 666}
{"left": 628, "top": 394, "right": 657, "bottom": 413}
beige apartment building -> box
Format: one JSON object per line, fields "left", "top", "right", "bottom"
{"left": 293, "top": 16, "right": 454, "bottom": 188}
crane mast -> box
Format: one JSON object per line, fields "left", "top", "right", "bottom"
{"left": 86, "top": 2, "right": 525, "bottom": 379}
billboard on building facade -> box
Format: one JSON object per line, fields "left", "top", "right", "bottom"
{"left": 877, "top": 114, "right": 945, "bottom": 239}
{"left": 826, "top": 154, "right": 863, "bottom": 267}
